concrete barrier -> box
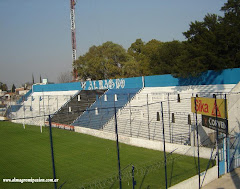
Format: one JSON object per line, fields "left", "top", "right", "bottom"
{"left": 169, "top": 166, "right": 218, "bottom": 189}
{"left": 0, "top": 116, "right": 8, "bottom": 121}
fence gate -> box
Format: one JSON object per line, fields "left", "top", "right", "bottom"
{"left": 229, "top": 133, "right": 240, "bottom": 172}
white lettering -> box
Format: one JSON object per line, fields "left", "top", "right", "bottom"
{"left": 121, "top": 79, "right": 125, "bottom": 88}
{"left": 81, "top": 82, "right": 86, "bottom": 90}
{"left": 82, "top": 78, "right": 126, "bottom": 90}
{"left": 103, "top": 80, "right": 108, "bottom": 89}
{"left": 108, "top": 79, "right": 115, "bottom": 89}
{"left": 93, "top": 81, "right": 98, "bottom": 89}
{"left": 208, "top": 118, "right": 226, "bottom": 129}
{"left": 99, "top": 80, "right": 104, "bottom": 89}
{"left": 88, "top": 81, "right": 93, "bottom": 90}
{"left": 116, "top": 79, "right": 121, "bottom": 89}
{"left": 116, "top": 79, "right": 125, "bottom": 89}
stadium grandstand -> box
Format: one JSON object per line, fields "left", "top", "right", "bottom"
{"left": 5, "top": 68, "right": 240, "bottom": 148}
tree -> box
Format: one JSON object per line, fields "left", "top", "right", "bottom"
{"left": 141, "top": 39, "right": 163, "bottom": 75}
{"left": 32, "top": 74, "right": 35, "bottom": 84}
{"left": 127, "top": 39, "right": 151, "bottom": 76}
{"left": 173, "top": 42, "right": 208, "bottom": 77}
{"left": 57, "top": 71, "right": 73, "bottom": 83}
{"left": 219, "top": 0, "right": 240, "bottom": 67}
{"left": 0, "top": 82, "right": 8, "bottom": 91}
{"left": 138, "top": 39, "right": 185, "bottom": 76}
{"left": 74, "top": 41, "right": 131, "bottom": 80}
{"left": 128, "top": 38, "right": 144, "bottom": 60}
{"left": 179, "top": 0, "right": 240, "bottom": 77}
{"left": 182, "top": 14, "right": 222, "bottom": 74}
{"left": 11, "top": 84, "right": 16, "bottom": 93}
{"left": 152, "top": 40, "right": 184, "bottom": 75}
{"left": 22, "top": 82, "right": 32, "bottom": 90}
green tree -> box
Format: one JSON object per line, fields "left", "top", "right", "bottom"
{"left": 128, "top": 38, "right": 144, "bottom": 61}
{"left": 122, "top": 58, "right": 142, "bottom": 77}
{"left": 127, "top": 39, "right": 151, "bottom": 76}
{"left": 141, "top": 39, "right": 163, "bottom": 75}
{"left": 179, "top": 0, "right": 240, "bottom": 77}
{"left": 139, "top": 39, "right": 184, "bottom": 76}
{"left": 174, "top": 42, "right": 207, "bottom": 77}
{"left": 0, "top": 82, "right": 8, "bottom": 91}
{"left": 74, "top": 41, "right": 131, "bottom": 80}
{"left": 182, "top": 14, "right": 222, "bottom": 74}
{"left": 32, "top": 74, "right": 35, "bottom": 84}
{"left": 155, "top": 40, "right": 184, "bottom": 75}
{"left": 11, "top": 84, "right": 16, "bottom": 93}
{"left": 219, "top": 0, "right": 240, "bottom": 67}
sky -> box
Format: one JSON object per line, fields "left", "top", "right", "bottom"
{"left": 0, "top": 0, "right": 227, "bottom": 88}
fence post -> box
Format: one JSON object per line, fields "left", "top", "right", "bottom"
{"left": 43, "top": 93, "right": 45, "bottom": 126}
{"left": 57, "top": 96, "right": 58, "bottom": 111}
{"left": 194, "top": 96, "right": 201, "bottom": 189}
{"left": 128, "top": 94, "right": 132, "bottom": 137}
{"left": 114, "top": 107, "right": 122, "bottom": 189}
{"left": 39, "top": 96, "right": 40, "bottom": 116}
{"left": 132, "top": 165, "right": 136, "bottom": 189}
{"left": 48, "top": 115, "right": 57, "bottom": 189}
{"left": 31, "top": 95, "right": 33, "bottom": 120}
{"left": 214, "top": 94, "right": 220, "bottom": 178}
{"left": 225, "top": 94, "right": 229, "bottom": 173}
{"left": 67, "top": 103, "right": 70, "bottom": 126}
{"left": 167, "top": 93, "right": 172, "bottom": 143}
{"left": 23, "top": 99, "right": 25, "bottom": 129}
{"left": 161, "top": 102, "right": 168, "bottom": 189}
{"left": 188, "top": 114, "right": 191, "bottom": 145}
{"left": 147, "top": 94, "right": 150, "bottom": 140}
{"left": 48, "top": 96, "right": 50, "bottom": 115}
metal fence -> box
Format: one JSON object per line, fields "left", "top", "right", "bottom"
{"left": 2, "top": 91, "right": 240, "bottom": 188}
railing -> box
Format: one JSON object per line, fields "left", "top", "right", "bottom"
{"left": 172, "top": 132, "right": 190, "bottom": 145}
{"left": 16, "top": 89, "right": 32, "bottom": 105}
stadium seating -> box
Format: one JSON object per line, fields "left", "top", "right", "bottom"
{"left": 51, "top": 90, "right": 107, "bottom": 125}
{"left": 7, "top": 68, "right": 239, "bottom": 148}
{"left": 11, "top": 91, "right": 78, "bottom": 126}
{"left": 102, "top": 85, "right": 236, "bottom": 145}
{"left": 72, "top": 88, "right": 141, "bottom": 130}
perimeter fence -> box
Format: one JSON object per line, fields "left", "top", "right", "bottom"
{"left": 1, "top": 91, "right": 240, "bottom": 188}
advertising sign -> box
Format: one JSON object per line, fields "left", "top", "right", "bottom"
{"left": 202, "top": 115, "right": 227, "bottom": 134}
{"left": 191, "top": 97, "right": 227, "bottom": 119}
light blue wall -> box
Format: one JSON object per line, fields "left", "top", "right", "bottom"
{"left": 145, "top": 68, "right": 240, "bottom": 87}
{"left": 33, "top": 77, "right": 143, "bottom": 92}
{"left": 32, "top": 68, "right": 240, "bottom": 92}
{"left": 33, "top": 82, "right": 81, "bottom": 92}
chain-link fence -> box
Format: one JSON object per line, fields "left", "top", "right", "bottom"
{"left": 1, "top": 90, "right": 240, "bottom": 188}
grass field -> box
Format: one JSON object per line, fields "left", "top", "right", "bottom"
{"left": 0, "top": 121, "right": 214, "bottom": 189}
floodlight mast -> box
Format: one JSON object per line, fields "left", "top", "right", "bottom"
{"left": 70, "top": 0, "right": 77, "bottom": 80}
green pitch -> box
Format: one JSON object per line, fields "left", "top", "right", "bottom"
{"left": 0, "top": 121, "right": 214, "bottom": 189}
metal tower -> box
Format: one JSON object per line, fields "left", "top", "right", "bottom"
{"left": 70, "top": 0, "right": 77, "bottom": 80}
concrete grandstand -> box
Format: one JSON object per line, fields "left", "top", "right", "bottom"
{"left": 6, "top": 68, "right": 240, "bottom": 147}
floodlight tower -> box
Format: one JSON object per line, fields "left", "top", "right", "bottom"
{"left": 70, "top": 0, "right": 77, "bottom": 80}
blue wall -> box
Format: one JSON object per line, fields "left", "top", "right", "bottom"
{"left": 32, "top": 68, "right": 240, "bottom": 92}
{"left": 33, "top": 82, "right": 81, "bottom": 92}
{"left": 17, "top": 89, "right": 32, "bottom": 104}
{"left": 145, "top": 68, "right": 240, "bottom": 87}
{"left": 33, "top": 77, "right": 143, "bottom": 92}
